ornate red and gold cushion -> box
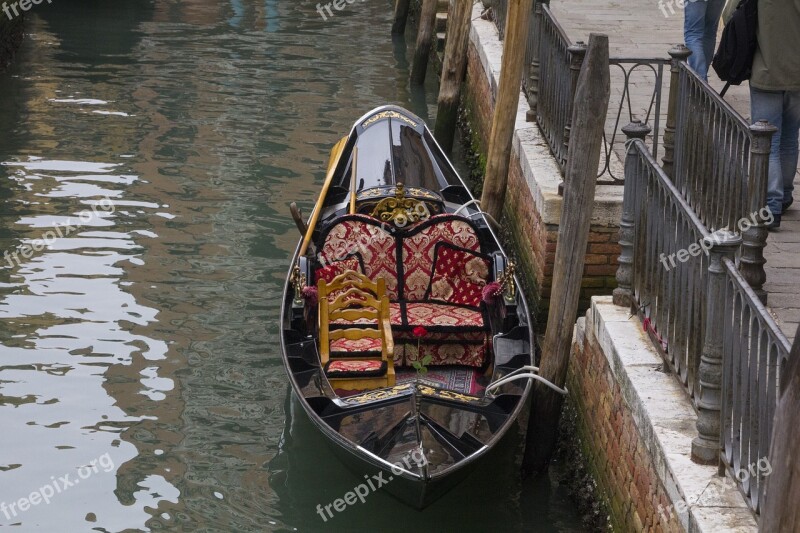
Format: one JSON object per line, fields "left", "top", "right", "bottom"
{"left": 315, "top": 255, "right": 363, "bottom": 285}
{"left": 425, "top": 243, "right": 490, "bottom": 308}
{"left": 402, "top": 217, "right": 481, "bottom": 301}
{"left": 330, "top": 337, "right": 382, "bottom": 356}
{"left": 325, "top": 359, "right": 387, "bottom": 377}
{"left": 403, "top": 302, "right": 485, "bottom": 329}
{"left": 319, "top": 216, "right": 399, "bottom": 299}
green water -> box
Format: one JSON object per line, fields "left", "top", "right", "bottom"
{"left": 0, "top": 1, "right": 584, "bottom": 531}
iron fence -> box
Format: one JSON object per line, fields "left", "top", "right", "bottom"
{"left": 532, "top": 3, "right": 579, "bottom": 173}
{"left": 720, "top": 257, "right": 790, "bottom": 513}
{"left": 488, "top": 0, "right": 788, "bottom": 517}
{"left": 493, "top": 0, "right": 508, "bottom": 40}
{"left": 493, "top": 1, "right": 668, "bottom": 185}
{"left": 617, "top": 137, "right": 792, "bottom": 515}
{"left": 600, "top": 58, "right": 669, "bottom": 184}
{"left": 669, "top": 59, "right": 775, "bottom": 302}
{"left": 622, "top": 137, "right": 710, "bottom": 396}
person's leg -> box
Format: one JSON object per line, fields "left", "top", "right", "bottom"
{"left": 685, "top": 0, "right": 709, "bottom": 80}
{"left": 779, "top": 90, "right": 800, "bottom": 210}
{"left": 751, "top": 87, "right": 785, "bottom": 221}
{"left": 702, "top": 0, "right": 725, "bottom": 75}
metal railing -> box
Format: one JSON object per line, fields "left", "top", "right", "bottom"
{"left": 532, "top": 3, "right": 580, "bottom": 173}
{"left": 621, "top": 134, "right": 710, "bottom": 396}
{"left": 720, "top": 257, "right": 791, "bottom": 513}
{"left": 667, "top": 56, "right": 776, "bottom": 302}
{"left": 617, "top": 135, "right": 792, "bottom": 515}
{"left": 489, "top": 0, "right": 790, "bottom": 516}
{"left": 493, "top": 0, "right": 508, "bottom": 40}
{"left": 600, "top": 58, "right": 669, "bottom": 184}
{"left": 494, "top": 0, "right": 669, "bottom": 186}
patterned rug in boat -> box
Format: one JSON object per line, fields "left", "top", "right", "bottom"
{"left": 396, "top": 367, "right": 488, "bottom": 396}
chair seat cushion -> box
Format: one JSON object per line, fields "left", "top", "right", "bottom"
{"left": 402, "top": 302, "right": 486, "bottom": 331}
{"left": 325, "top": 359, "right": 387, "bottom": 377}
{"left": 330, "top": 337, "right": 382, "bottom": 356}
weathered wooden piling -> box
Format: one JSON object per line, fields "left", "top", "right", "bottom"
{"left": 410, "top": 0, "right": 439, "bottom": 84}
{"left": 433, "top": 0, "right": 472, "bottom": 152}
{"left": 523, "top": 33, "right": 610, "bottom": 476}
{"left": 479, "top": 0, "right": 534, "bottom": 221}
{"left": 392, "top": 0, "right": 411, "bottom": 34}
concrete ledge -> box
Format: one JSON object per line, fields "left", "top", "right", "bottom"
{"left": 582, "top": 296, "right": 757, "bottom": 532}
{"left": 468, "top": 3, "right": 623, "bottom": 228}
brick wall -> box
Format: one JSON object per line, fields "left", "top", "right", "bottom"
{"left": 463, "top": 38, "right": 620, "bottom": 323}
{"left": 569, "top": 317, "right": 683, "bottom": 532}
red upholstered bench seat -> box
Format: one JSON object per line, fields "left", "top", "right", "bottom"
{"left": 402, "top": 302, "right": 485, "bottom": 330}
{"left": 317, "top": 214, "right": 493, "bottom": 368}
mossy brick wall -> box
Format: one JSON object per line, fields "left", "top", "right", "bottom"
{"left": 462, "top": 38, "right": 619, "bottom": 324}
{"left": 568, "top": 322, "right": 684, "bottom": 532}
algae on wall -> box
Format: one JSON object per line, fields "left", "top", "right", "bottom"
{"left": 0, "top": 11, "right": 24, "bottom": 71}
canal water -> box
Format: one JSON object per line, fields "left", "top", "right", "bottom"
{"left": 0, "top": 1, "right": 584, "bottom": 531}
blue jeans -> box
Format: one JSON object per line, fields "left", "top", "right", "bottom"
{"left": 751, "top": 88, "right": 800, "bottom": 216}
{"left": 684, "top": 0, "right": 724, "bottom": 81}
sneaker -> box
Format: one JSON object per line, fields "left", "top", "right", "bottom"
{"left": 782, "top": 197, "right": 794, "bottom": 214}
{"left": 768, "top": 213, "right": 782, "bottom": 231}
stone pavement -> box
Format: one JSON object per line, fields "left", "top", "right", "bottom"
{"left": 550, "top": 0, "right": 800, "bottom": 342}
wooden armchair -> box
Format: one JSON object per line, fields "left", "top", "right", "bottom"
{"left": 318, "top": 271, "right": 395, "bottom": 390}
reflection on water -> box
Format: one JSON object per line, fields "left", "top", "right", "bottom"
{"left": 0, "top": 1, "right": 581, "bottom": 531}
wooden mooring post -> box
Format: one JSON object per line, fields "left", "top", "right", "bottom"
{"left": 392, "top": 0, "right": 411, "bottom": 34}
{"left": 522, "top": 33, "right": 610, "bottom": 476}
{"left": 760, "top": 326, "right": 800, "bottom": 531}
{"left": 410, "top": 0, "right": 438, "bottom": 85}
{"left": 433, "top": 0, "right": 472, "bottom": 152}
{"left": 479, "top": 0, "right": 534, "bottom": 221}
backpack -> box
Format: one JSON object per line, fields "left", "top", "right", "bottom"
{"left": 712, "top": 0, "right": 759, "bottom": 97}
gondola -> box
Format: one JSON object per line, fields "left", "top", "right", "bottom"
{"left": 280, "top": 106, "right": 538, "bottom": 509}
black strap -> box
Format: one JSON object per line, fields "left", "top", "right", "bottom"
{"left": 720, "top": 82, "right": 731, "bottom": 97}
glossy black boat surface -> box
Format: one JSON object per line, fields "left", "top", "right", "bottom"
{"left": 280, "top": 106, "right": 534, "bottom": 509}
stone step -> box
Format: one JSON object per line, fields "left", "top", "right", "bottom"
{"left": 436, "top": 31, "right": 446, "bottom": 53}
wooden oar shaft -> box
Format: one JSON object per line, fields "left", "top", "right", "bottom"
{"left": 350, "top": 147, "right": 358, "bottom": 214}
{"left": 299, "top": 136, "right": 348, "bottom": 258}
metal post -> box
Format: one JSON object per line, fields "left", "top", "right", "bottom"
{"left": 613, "top": 120, "right": 651, "bottom": 308}
{"left": 563, "top": 41, "right": 587, "bottom": 165}
{"left": 527, "top": 0, "right": 547, "bottom": 121}
{"left": 692, "top": 230, "right": 741, "bottom": 465}
{"left": 662, "top": 45, "right": 691, "bottom": 179}
{"left": 739, "top": 120, "right": 778, "bottom": 304}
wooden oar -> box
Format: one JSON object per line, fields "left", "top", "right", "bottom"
{"left": 349, "top": 147, "right": 358, "bottom": 214}
{"left": 298, "top": 136, "right": 348, "bottom": 258}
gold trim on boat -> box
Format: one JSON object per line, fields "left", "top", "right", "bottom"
{"left": 343, "top": 383, "right": 414, "bottom": 404}
{"left": 417, "top": 385, "right": 481, "bottom": 403}
{"left": 290, "top": 265, "right": 306, "bottom": 305}
{"left": 361, "top": 110, "right": 418, "bottom": 129}
{"left": 370, "top": 183, "right": 431, "bottom": 228}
